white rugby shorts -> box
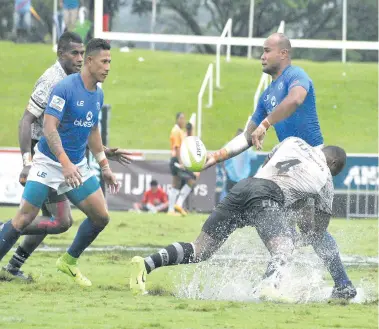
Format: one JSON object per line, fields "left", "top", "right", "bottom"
{"left": 28, "top": 147, "right": 93, "bottom": 195}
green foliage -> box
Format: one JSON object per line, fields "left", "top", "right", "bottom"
{"left": 128, "top": 0, "right": 378, "bottom": 61}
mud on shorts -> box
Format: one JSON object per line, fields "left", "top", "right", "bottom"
{"left": 169, "top": 157, "right": 196, "bottom": 181}
{"left": 202, "top": 177, "right": 293, "bottom": 243}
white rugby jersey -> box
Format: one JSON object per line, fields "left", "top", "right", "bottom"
{"left": 255, "top": 137, "right": 334, "bottom": 214}
{"left": 27, "top": 61, "right": 67, "bottom": 140}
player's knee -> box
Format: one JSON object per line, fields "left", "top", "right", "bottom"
{"left": 56, "top": 213, "right": 73, "bottom": 233}
{"left": 91, "top": 213, "right": 110, "bottom": 228}
{"left": 13, "top": 205, "right": 39, "bottom": 230}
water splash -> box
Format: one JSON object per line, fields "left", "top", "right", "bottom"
{"left": 174, "top": 229, "right": 377, "bottom": 304}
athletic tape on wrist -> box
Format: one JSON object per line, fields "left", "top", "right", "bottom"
{"left": 223, "top": 133, "right": 249, "bottom": 158}
{"left": 260, "top": 118, "right": 271, "bottom": 130}
{"left": 101, "top": 163, "right": 110, "bottom": 172}
{"left": 22, "top": 152, "right": 32, "bottom": 166}
{"left": 95, "top": 151, "right": 110, "bottom": 170}
{"left": 95, "top": 151, "right": 107, "bottom": 163}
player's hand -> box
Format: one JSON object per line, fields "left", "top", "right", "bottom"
{"left": 202, "top": 152, "right": 217, "bottom": 171}
{"left": 19, "top": 165, "right": 31, "bottom": 186}
{"left": 251, "top": 125, "right": 266, "bottom": 150}
{"left": 105, "top": 147, "right": 133, "bottom": 166}
{"left": 62, "top": 162, "right": 83, "bottom": 188}
{"left": 102, "top": 168, "right": 120, "bottom": 194}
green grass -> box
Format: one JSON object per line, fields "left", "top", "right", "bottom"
{"left": 0, "top": 209, "right": 377, "bottom": 329}
{"left": 0, "top": 252, "right": 377, "bottom": 329}
{"left": 0, "top": 42, "right": 377, "bottom": 152}
{"left": 0, "top": 208, "right": 377, "bottom": 256}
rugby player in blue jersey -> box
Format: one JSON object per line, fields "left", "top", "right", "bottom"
{"left": 2, "top": 32, "right": 131, "bottom": 281}
{"left": 0, "top": 38, "right": 118, "bottom": 287}
{"left": 202, "top": 33, "right": 356, "bottom": 300}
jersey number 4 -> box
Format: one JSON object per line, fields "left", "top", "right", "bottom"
{"left": 275, "top": 159, "right": 301, "bottom": 174}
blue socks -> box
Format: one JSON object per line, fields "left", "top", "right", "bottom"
{"left": 67, "top": 218, "right": 104, "bottom": 258}
{"left": 0, "top": 221, "right": 21, "bottom": 261}
{"left": 312, "top": 231, "right": 350, "bottom": 286}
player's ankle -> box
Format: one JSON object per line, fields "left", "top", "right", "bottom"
{"left": 62, "top": 252, "right": 78, "bottom": 265}
{"left": 144, "top": 242, "right": 195, "bottom": 273}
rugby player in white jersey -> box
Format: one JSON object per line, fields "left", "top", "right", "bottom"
{"left": 130, "top": 138, "right": 357, "bottom": 300}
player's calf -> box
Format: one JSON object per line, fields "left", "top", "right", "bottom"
{"left": 144, "top": 242, "right": 196, "bottom": 274}
{"left": 312, "top": 231, "right": 356, "bottom": 299}
{"left": 0, "top": 199, "right": 40, "bottom": 262}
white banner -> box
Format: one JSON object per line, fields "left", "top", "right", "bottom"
{"left": 0, "top": 149, "right": 23, "bottom": 204}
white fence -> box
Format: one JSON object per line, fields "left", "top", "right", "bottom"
{"left": 197, "top": 64, "right": 213, "bottom": 139}
{"left": 93, "top": 0, "right": 378, "bottom": 51}
{"left": 216, "top": 18, "right": 232, "bottom": 89}
{"left": 346, "top": 183, "right": 379, "bottom": 219}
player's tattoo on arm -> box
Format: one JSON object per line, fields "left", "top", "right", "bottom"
{"left": 46, "top": 130, "right": 65, "bottom": 158}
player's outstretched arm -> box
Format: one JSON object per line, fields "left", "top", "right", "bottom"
{"left": 202, "top": 121, "right": 257, "bottom": 170}
{"left": 88, "top": 126, "right": 120, "bottom": 194}
{"left": 44, "top": 114, "right": 83, "bottom": 188}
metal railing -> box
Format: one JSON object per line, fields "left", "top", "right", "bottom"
{"left": 216, "top": 18, "right": 232, "bottom": 89}
{"left": 197, "top": 64, "right": 214, "bottom": 139}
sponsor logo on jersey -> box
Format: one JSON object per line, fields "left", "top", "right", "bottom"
{"left": 74, "top": 119, "right": 95, "bottom": 127}
{"left": 278, "top": 82, "right": 284, "bottom": 90}
{"left": 49, "top": 95, "right": 65, "bottom": 112}
{"left": 270, "top": 96, "right": 276, "bottom": 107}
{"left": 77, "top": 100, "right": 84, "bottom": 106}
{"left": 264, "top": 94, "right": 270, "bottom": 102}
{"left": 74, "top": 111, "right": 95, "bottom": 127}
{"left": 32, "top": 89, "right": 47, "bottom": 106}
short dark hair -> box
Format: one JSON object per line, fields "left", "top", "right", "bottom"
{"left": 323, "top": 145, "right": 347, "bottom": 176}
{"left": 85, "top": 38, "right": 111, "bottom": 58}
{"left": 186, "top": 122, "right": 192, "bottom": 131}
{"left": 150, "top": 180, "right": 158, "bottom": 187}
{"left": 57, "top": 31, "right": 83, "bottom": 54}
{"left": 176, "top": 112, "right": 184, "bottom": 121}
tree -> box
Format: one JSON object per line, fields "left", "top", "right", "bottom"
{"left": 129, "top": 0, "right": 378, "bottom": 61}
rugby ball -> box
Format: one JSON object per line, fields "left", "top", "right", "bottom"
{"left": 180, "top": 136, "right": 207, "bottom": 172}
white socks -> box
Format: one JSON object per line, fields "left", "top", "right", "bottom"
{"left": 176, "top": 184, "right": 192, "bottom": 208}
{"left": 168, "top": 188, "right": 179, "bottom": 212}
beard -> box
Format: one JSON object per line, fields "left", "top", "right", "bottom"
{"left": 262, "top": 63, "right": 280, "bottom": 76}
